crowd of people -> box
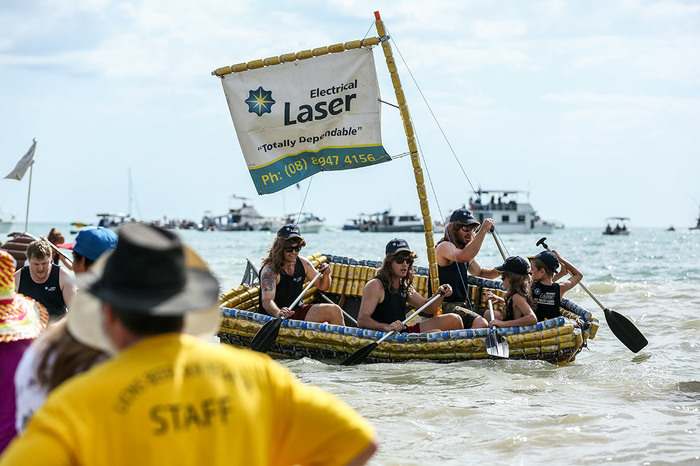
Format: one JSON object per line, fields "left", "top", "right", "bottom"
{"left": 0, "top": 208, "right": 583, "bottom": 464}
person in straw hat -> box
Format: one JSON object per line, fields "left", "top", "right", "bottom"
{"left": 0, "top": 223, "right": 377, "bottom": 466}
{"left": 0, "top": 250, "right": 48, "bottom": 454}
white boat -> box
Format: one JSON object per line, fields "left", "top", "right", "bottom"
{"left": 467, "top": 190, "right": 555, "bottom": 234}
{"left": 603, "top": 217, "right": 630, "bottom": 236}
{"left": 200, "top": 203, "right": 281, "bottom": 231}
{"left": 292, "top": 213, "right": 325, "bottom": 234}
{"left": 358, "top": 210, "right": 444, "bottom": 233}
{"left": 97, "top": 212, "right": 133, "bottom": 231}
{"left": 0, "top": 209, "right": 15, "bottom": 234}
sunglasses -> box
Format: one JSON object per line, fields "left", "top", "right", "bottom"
{"left": 284, "top": 245, "right": 303, "bottom": 253}
{"left": 459, "top": 224, "right": 478, "bottom": 232}
{"left": 393, "top": 255, "right": 414, "bottom": 265}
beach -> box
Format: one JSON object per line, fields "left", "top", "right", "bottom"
{"left": 7, "top": 223, "right": 700, "bottom": 464}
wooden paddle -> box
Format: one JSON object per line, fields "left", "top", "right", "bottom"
{"left": 536, "top": 237, "right": 648, "bottom": 353}
{"left": 341, "top": 291, "right": 444, "bottom": 366}
{"left": 485, "top": 300, "right": 509, "bottom": 358}
{"left": 250, "top": 270, "right": 322, "bottom": 353}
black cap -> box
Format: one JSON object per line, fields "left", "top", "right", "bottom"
{"left": 449, "top": 208, "right": 480, "bottom": 225}
{"left": 527, "top": 251, "right": 559, "bottom": 272}
{"left": 277, "top": 224, "right": 302, "bottom": 239}
{"left": 385, "top": 238, "right": 412, "bottom": 255}
{"left": 495, "top": 256, "right": 531, "bottom": 275}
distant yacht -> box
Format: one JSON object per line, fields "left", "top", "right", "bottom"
{"left": 468, "top": 190, "right": 556, "bottom": 234}
{"left": 0, "top": 208, "right": 15, "bottom": 234}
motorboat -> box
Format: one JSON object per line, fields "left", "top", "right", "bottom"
{"left": 467, "top": 190, "right": 556, "bottom": 234}
{"left": 358, "top": 210, "right": 444, "bottom": 233}
{"left": 0, "top": 209, "right": 15, "bottom": 234}
{"left": 603, "top": 217, "right": 630, "bottom": 235}
{"left": 97, "top": 213, "right": 133, "bottom": 231}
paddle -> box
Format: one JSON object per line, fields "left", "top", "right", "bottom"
{"left": 250, "top": 270, "right": 322, "bottom": 353}
{"left": 536, "top": 237, "right": 648, "bottom": 353}
{"left": 319, "top": 292, "right": 358, "bottom": 326}
{"left": 485, "top": 300, "right": 509, "bottom": 358}
{"left": 490, "top": 230, "right": 507, "bottom": 261}
{"left": 341, "top": 291, "right": 444, "bottom": 366}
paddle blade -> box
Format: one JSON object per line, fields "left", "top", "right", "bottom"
{"left": 604, "top": 308, "right": 648, "bottom": 353}
{"left": 485, "top": 328, "right": 509, "bottom": 358}
{"left": 341, "top": 342, "right": 378, "bottom": 366}
{"left": 250, "top": 318, "right": 282, "bottom": 353}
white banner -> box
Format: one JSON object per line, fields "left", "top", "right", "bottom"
{"left": 221, "top": 48, "right": 390, "bottom": 194}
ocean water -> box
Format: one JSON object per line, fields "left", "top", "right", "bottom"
{"left": 8, "top": 224, "right": 700, "bottom": 465}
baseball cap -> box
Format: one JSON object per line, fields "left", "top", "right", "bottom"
{"left": 495, "top": 256, "right": 531, "bottom": 275}
{"left": 59, "top": 227, "right": 118, "bottom": 262}
{"left": 277, "top": 224, "right": 302, "bottom": 240}
{"left": 385, "top": 238, "right": 412, "bottom": 255}
{"left": 527, "top": 251, "right": 559, "bottom": 272}
{"left": 449, "top": 208, "right": 480, "bottom": 225}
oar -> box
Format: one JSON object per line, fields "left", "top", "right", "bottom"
{"left": 485, "top": 300, "right": 509, "bottom": 358}
{"left": 536, "top": 237, "right": 648, "bottom": 353}
{"left": 319, "top": 292, "right": 357, "bottom": 326}
{"left": 490, "top": 230, "right": 507, "bottom": 260}
{"left": 250, "top": 270, "right": 322, "bottom": 353}
{"left": 341, "top": 291, "right": 444, "bottom": 366}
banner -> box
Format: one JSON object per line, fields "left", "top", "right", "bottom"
{"left": 4, "top": 139, "right": 36, "bottom": 181}
{"left": 221, "top": 48, "right": 390, "bottom": 194}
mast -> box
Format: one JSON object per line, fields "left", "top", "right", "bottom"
{"left": 374, "top": 12, "right": 440, "bottom": 297}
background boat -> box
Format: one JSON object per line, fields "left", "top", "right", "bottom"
{"left": 468, "top": 189, "right": 556, "bottom": 234}
{"left": 603, "top": 216, "right": 631, "bottom": 235}
{"left": 0, "top": 209, "right": 15, "bottom": 234}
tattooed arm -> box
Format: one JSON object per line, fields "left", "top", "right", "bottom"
{"left": 260, "top": 266, "right": 290, "bottom": 318}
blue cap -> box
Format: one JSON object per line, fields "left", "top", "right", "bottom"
{"left": 495, "top": 256, "right": 531, "bottom": 275}
{"left": 66, "top": 227, "right": 118, "bottom": 261}
{"left": 277, "top": 224, "right": 302, "bottom": 239}
{"left": 527, "top": 251, "right": 559, "bottom": 272}
{"left": 385, "top": 238, "right": 412, "bottom": 255}
{"left": 449, "top": 208, "right": 480, "bottom": 225}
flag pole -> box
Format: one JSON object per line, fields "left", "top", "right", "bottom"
{"left": 24, "top": 161, "right": 34, "bottom": 232}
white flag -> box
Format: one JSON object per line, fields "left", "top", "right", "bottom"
{"left": 4, "top": 139, "right": 37, "bottom": 181}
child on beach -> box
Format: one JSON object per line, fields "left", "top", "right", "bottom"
{"left": 483, "top": 256, "right": 537, "bottom": 328}
{"left": 526, "top": 250, "right": 583, "bottom": 321}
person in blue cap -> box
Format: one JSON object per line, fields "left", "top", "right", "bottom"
{"left": 526, "top": 250, "right": 583, "bottom": 321}
{"left": 484, "top": 256, "right": 537, "bottom": 328}
{"left": 357, "top": 239, "right": 463, "bottom": 333}
{"left": 58, "top": 227, "right": 118, "bottom": 274}
{"left": 434, "top": 207, "right": 498, "bottom": 328}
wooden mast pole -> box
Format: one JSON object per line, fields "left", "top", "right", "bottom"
{"left": 374, "top": 11, "right": 440, "bottom": 297}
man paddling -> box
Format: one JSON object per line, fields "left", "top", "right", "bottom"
{"left": 0, "top": 224, "right": 377, "bottom": 465}
{"left": 357, "top": 239, "right": 462, "bottom": 333}
{"left": 259, "top": 224, "right": 344, "bottom": 325}
{"left": 14, "top": 240, "right": 76, "bottom": 321}
{"left": 435, "top": 208, "right": 497, "bottom": 328}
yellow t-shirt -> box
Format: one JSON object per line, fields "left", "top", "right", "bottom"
{"left": 0, "top": 334, "right": 375, "bottom": 465}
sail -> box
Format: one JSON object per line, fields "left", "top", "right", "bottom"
{"left": 219, "top": 47, "right": 391, "bottom": 194}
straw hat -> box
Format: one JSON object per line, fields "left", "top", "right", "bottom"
{"left": 68, "top": 224, "right": 221, "bottom": 354}
{"left": 0, "top": 250, "right": 49, "bottom": 343}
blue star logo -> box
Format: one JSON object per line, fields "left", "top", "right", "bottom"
{"left": 245, "top": 86, "right": 275, "bottom": 116}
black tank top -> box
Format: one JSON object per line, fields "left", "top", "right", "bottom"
{"left": 18, "top": 265, "right": 66, "bottom": 318}
{"left": 259, "top": 258, "right": 306, "bottom": 315}
{"left": 370, "top": 279, "right": 407, "bottom": 325}
{"left": 531, "top": 281, "right": 561, "bottom": 321}
{"left": 438, "top": 260, "right": 470, "bottom": 303}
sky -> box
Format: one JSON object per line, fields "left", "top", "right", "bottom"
{"left": 1, "top": 0, "right": 699, "bottom": 229}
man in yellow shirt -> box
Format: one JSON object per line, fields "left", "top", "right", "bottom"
{"left": 0, "top": 223, "right": 377, "bottom": 466}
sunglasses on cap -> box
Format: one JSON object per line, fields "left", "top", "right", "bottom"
{"left": 459, "top": 224, "right": 478, "bottom": 232}
{"left": 284, "top": 245, "right": 303, "bottom": 253}
{"left": 393, "top": 255, "right": 414, "bottom": 265}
